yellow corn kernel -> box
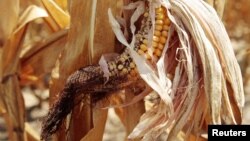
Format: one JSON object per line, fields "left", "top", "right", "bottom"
{"left": 140, "top": 44, "right": 148, "bottom": 51}
{"left": 118, "top": 64, "right": 123, "bottom": 70}
{"left": 112, "top": 63, "right": 117, "bottom": 70}
{"left": 155, "top": 25, "right": 163, "bottom": 31}
{"left": 154, "top": 49, "right": 162, "bottom": 57}
{"left": 144, "top": 12, "right": 149, "bottom": 17}
{"left": 120, "top": 56, "right": 126, "bottom": 62}
{"left": 142, "top": 39, "right": 148, "bottom": 45}
{"left": 138, "top": 49, "right": 144, "bottom": 55}
{"left": 156, "top": 13, "right": 165, "bottom": 20}
{"left": 156, "top": 7, "right": 164, "bottom": 13}
{"left": 145, "top": 53, "right": 152, "bottom": 60}
{"left": 153, "top": 36, "right": 160, "bottom": 42}
{"left": 152, "top": 41, "right": 158, "bottom": 48}
{"left": 164, "top": 18, "right": 171, "bottom": 25}
{"left": 122, "top": 54, "right": 129, "bottom": 60}
{"left": 162, "top": 30, "right": 168, "bottom": 37}
{"left": 163, "top": 25, "right": 169, "bottom": 31}
{"left": 122, "top": 68, "right": 128, "bottom": 74}
{"left": 129, "top": 62, "right": 136, "bottom": 69}
{"left": 155, "top": 20, "right": 164, "bottom": 25}
{"left": 154, "top": 30, "right": 161, "bottom": 36}
{"left": 109, "top": 63, "right": 114, "bottom": 70}
{"left": 158, "top": 43, "right": 164, "bottom": 50}
{"left": 159, "top": 36, "right": 167, "bottom": 44}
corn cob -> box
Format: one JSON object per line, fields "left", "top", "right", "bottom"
{"left": 41, "top": 4, "right": 171, "bottom": 140}
{"left": 134, "top": 6, "right": 170, "bottom": 61}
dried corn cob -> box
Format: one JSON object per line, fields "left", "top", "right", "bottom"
{"left": 41, "top": 3, "right": 171, "bottom": 140}
{"left": 134, "top": 6, "right": 170, "bottom": 61}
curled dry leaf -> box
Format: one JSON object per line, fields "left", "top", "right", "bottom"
{"left": 14, "top": 5, "right": 48, "bottom": 34}
{"left": 41, "top": 0, "right": 70, "bottom": 29}
{"left": 20, "top": 29, "right": 68, "bottom": 85}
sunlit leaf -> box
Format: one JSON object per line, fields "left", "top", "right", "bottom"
{"left": 14, "top": 5, "right": 48, "bottom": 34}
{"left": 0, "top": 0, "right": 19, "bottom": 46}
{"left": 41, "top": 0, "right": 70, "bottom": 29}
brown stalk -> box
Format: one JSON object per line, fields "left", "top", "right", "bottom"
{"left": 49, "top": 0, "right": 121, "bottom": 141}
{"left": 1, "top": 26, "right": 27, "bottom": 141}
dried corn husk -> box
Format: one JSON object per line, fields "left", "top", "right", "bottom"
{"left": 108, "top": 0, "right": 244, "bottom": 140}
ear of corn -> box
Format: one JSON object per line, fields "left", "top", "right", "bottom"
{"left": 134, "top": 6, "right": 170, "bottom": 62}
{"left": 108, "top": 0, "right": 244, "bottom": 141}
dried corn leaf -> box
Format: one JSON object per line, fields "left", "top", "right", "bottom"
{"left": 54, "top": 0, "right": 68, "bottom": 12}
{"left": 80, "top": 109, "right": 108, "bottom": 141}
{"left": 14, "top": 5, "right": 48, "bottom": 34}
{"left": 1, "top": 26, "right": 26, "bottom": 141}
{"left": 41, "top": 0, "right": 70, "bottom": 29}
{"left": 1, "top": 4, "right": 51, "bottom": 141}
{"left": 24, "top": 122, "right": 40, "bottom": 141}
{"left": 205, "top": 0, "right": 226, "bottom": 18}
{"left": 20, "top": 29, "right": 68, "bottom": 77}
{"left": 0, "top": 90, "right": 6, "bottom": 114}
{"left": 0, "top": 0, "right": 19, "bottom": 46}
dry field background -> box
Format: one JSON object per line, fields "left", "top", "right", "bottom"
{"left": 0, "top": 0, "right": 249, "bottom": 141}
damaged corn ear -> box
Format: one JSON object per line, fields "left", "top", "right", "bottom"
{"left": 134, "top": 6, "right": 170, "bottom": 61}
{"left": 107, "top": 50, "right": 137, "bottom": 77}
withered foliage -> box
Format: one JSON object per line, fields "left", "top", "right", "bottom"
{"left": 0, "top": 0, "right": 248, "bottom": 141}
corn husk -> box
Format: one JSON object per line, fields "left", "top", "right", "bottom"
{"left": 108, "top": 0, "right": 244, "bottom": 140}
